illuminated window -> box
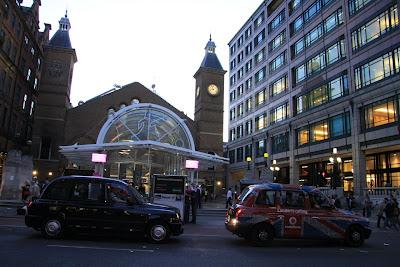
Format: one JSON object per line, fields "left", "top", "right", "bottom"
{"left": 349, "top": 0, "right": 373, "bottom": 15}
{"left": 363, "top": 97, "right": 397, "bottom": 129}
{"left": 352, "top": 6, "right": 398, "bottom": 51}
{"left": 311, "top": 120, "right": 328, "bottom": 142}
{"left": 270, "top": 75, "right": 288, "bottom": 97}
{"left": 297, "top": 127, "right": 309, "bottom": 145}
{"left": 255, "top": 113, "right": 267, "bottom": 130}
{"left": 270, "top": 103, "right": 289, "bottom": 124}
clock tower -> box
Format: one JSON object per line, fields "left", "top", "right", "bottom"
{"left": 193, "top": 37, "right": 226, "bottom": 156}
{"left": 32, "top": 12, "right": 77, "bottom": 180}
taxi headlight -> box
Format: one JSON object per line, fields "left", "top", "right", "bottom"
{"left": 231, "top": 218, "right": 238, "bottom": 226}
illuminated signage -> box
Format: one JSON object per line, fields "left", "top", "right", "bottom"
{"left": 185, "top": 160, "right": 199, "bottom": 169}
{"left": 91, "top": 153, "right": 107, "bottom": 163}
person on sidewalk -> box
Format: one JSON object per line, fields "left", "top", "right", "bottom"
{"left": 363, "top": 195, "right": 372, "bottom": 217}
{"left": 384, "top": 197, "right": 393, "bottom": 229}
{"left": 389, "top": 198, "right": 399, "bottom": 231}
{"left": 226, "top": 188, "right": 233, "bottom": 209}
{"left": 190, "top": 185, "right": 198, "bottom": 224}
{"left": 377, "top": 198, "right": 387, "bottom": 228}
{"left": 204, "top": 188, "right": 208, "bottom": 202}
{"left": 197, "top": 185, "right": 202, "bottom": 209}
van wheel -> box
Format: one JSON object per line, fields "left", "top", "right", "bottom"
{"left": 251, "top": 224, "right": 274, "bottom": 247}
{"left": 346, "top": 226, "right": 364, "bottom": 247}
{"left": 41, "top": 218, "right": 64, "bottom": 239}
{"left": 147, "top": 222, "right": 170, "bottom": 244}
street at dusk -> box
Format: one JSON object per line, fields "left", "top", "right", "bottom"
{"left": 0, "top": 214, "right": 399, "bottom": 267}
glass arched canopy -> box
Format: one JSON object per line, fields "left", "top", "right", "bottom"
{"left": 60, "top": 103, "right": 228, "bottom": 166}
{"left": 97, "top": 103, "right": 194, "bottom": 150}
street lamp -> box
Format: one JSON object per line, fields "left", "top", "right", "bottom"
{"left": 270, "top": 160, "right": 280, "bottom": 182}
{"left": 329, "top": 148, "right": 342, "bottom": 189}
{"left": 263, "top": 152, "right": 269, "bottom": 167}
{"left": 246, "top": 156, "right": 252, "bottom": 170}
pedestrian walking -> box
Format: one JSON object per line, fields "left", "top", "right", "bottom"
{"left": 190, "top": 185, "right": 198, "bottom": 224}
{"left": 21, "top": 182, "right": 31, "bottom": 202}
{"left": 363, "top": 195, "right": 372, "bottom": 217}
{"left": 346, "top": 194, "right": 352, "bottom": 211}
{"left": 197, "top": 185, "right": 202, "bottom": 209}
{"left": 377, "top": 198, "right": 387, "bottom": 228}
{"left": 204, "top": 188, "right": 208, "bottom": 202}
{"left": 389, "top": 198, "right": 399, "bottom": 231}
{"left": 226, "top": 188, "right": 233, "bottom": 209}
{"left": 384, "top": 198, "right": 393, "bottom": 229}
{"left": 31, "top": 181, "right": 41, "bottom": 199}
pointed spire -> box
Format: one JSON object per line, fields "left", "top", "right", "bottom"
{"left": 48, "top": 11, "right": 72, "bottom": 48}
{"left": 205, "top": 34, "right": 216, "bottom": 54}
{"left": 59, "top": 10, "right": 71, "bottom": 31}
{"left": 198, "top": 36, "right": 223, "bottom": 71}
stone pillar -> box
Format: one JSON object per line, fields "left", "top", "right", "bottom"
{"left": 351, "top": 103, "right": 366, "bottom": 196}
{"left": 289, "top": 126, "right": 299, "bottom": 184}
{"left": 0, "top": 150, "right": 33, "bottom": 200}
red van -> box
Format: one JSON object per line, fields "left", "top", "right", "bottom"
{"left": 225, "top": 183, "right": 371, "bottom": 247}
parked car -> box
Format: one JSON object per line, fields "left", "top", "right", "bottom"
{"left": 225, "top": 183, "right": 371, "bottom": 247}
{"left": 25, "top": 176, "right": 183, "bottom": 243}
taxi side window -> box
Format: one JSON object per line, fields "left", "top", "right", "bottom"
{"left": 309, "top": 191, "right": 329, "bottom": 209}
{"left": 107, "top": 183, "right": 131, "bottom": 204}
{"left": 255, "top": 190, "right": 276, "bottom": 206}
{"left": 280, "top": 190, "right": 305, "bottom": 209}
{"left": 71, "top": 181, "right": 104, "bottom": 202}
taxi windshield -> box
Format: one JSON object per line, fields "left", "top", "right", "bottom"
{"left": 238, "top": 187, "right": 252, "bottom": 203}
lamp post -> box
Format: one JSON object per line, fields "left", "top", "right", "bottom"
{"left": 263, "top": 152, "right": 269, "bottom": 167}
{"left": 270, "top": 159, "right": 280, "bottom": 182}
{"left": 246, "top": 156, "right": 252, "bottom": 171}
{"left": 329, "top": 148, "right": 342, "bottom": 189}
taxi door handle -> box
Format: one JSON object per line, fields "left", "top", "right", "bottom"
{"left": 312, "top": 216, "right": 319, "bottom": 219}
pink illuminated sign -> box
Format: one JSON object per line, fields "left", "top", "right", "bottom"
{"left": 91, "top": 153, "right": 107, "bottom": 163}
{"left": 185, "top": 160, "right": 199, "bottom": 169}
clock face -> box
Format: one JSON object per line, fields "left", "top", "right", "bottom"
{"left": 207, "top": 84, "right": 219, "bottom": 96}
{"left": 196, "top": 86, "right": 200, "bottom": 97}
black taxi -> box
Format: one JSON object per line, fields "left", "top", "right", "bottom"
{"left": 25, "top": 176, "right": 183, "bottom": 243}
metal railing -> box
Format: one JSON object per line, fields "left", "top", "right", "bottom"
{"left": 363, "top": 187, "right": 400, "bottom": 198}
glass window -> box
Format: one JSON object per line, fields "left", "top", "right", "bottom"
{"left": 294, "top": 39, "right": 305, "bottom": 55}
{"left": 293, "top": 16, "right": 303, "bottom": 33}
{"left": 255, "top": 48, "right": 265, "bottom": 65}
{"left": 256, "top": 140, "right": 265, "bottom": 157}
{"left": 349, "top": 0, "right": 373, "bottom": 16}
{"left": 270, "top": 75, "right": 288, "bottom": 96}
{"left": 107, "top": 182, "right": 131, "bottom": 203}
{"left": 72, "top": 182, "right": 105, "bottom": 202}
{"left": 363, "top": 97, "right": 397, "bottom": 129}
{"left": 42, "top": 180, "right": 74, "bottom": 200}
{"left": 309, "top": 191, "right": 330, "bottom": 209}
{"left": 329, "top": 76, "right": 347, "bottom": 100}
{"left": 280, "top": 190, "right": 305, "bottom": 209}
{"left": 269, "top": 10, "right": 285, "bottom": 33}
{"left": 295, "top": 64, "right": 306, "bottom": 83}
{"left": 269, "top": 30, "right": 286, "bottom": 52}
{"left": 256, "top": 89, "right": 266, "bottom": 106}
{"left": 390, "top": 152, "right": 400, "bottom": 168}
{"left": 255, "top": 67, "right": 266, "bottom": 83}
{"left": 272, "top": 132, "right": 289, "bottom": 154}
{"left": 311, "top": 85, "right": 327, "bottom": 106}
{"left": 270, "top": 51, "right": 286, "bottom": 72}
{"left": 296, "top": 95, "right": 308, "bottom": 114}
{"left": 237, "top": 147, "right": 244, "bottom": 162}
{"left": 271, "top": 103, "right": 288, "bottom": 124}
{"left": 330, "top": 114, "right": 345, "bottom": 137}
{"left": 351, "top": 6, "right": 398, "bottom": 51}
{"left": 256, "top": 114, "right": 267, "bottom": 130}
{"left": 229, "top": 150, "right": 235, "bottom": 163}
{"left": 298, "top": 127, "right": 309, "bottom": 145}
{"left": 255, "top": 190, "right": 276, "bottom": 206}
{"left": 290, "top": 0, "right": 302, "bottom": 14}
{"left": 307, "top": 51, "right": 326, "bottom": 75}
{"left": 311, "top": 120, "right": 328, "bottom": 142}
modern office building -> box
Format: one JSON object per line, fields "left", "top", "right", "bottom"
{"left": 227, "top": 0, "right": 400, "bottom": 196}
{"left": 0, "top": 0, "right": 50, "bottom": 198}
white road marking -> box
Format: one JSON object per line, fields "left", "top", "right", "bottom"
{"left": 184, "top": 234, "right": 225, "bottom": 237}
{"left": 0, "top": 224, "right": 26, "bottom": 228}
{"left": 47, "top": 244, "right": 154, "bottom": 253}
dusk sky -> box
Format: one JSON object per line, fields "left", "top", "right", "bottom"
{"left": 32, "top": 0, "right": 262, "bottom": 141}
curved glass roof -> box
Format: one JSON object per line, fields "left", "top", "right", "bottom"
{"left": 97, "top": 104, "right": 194, "bottom": 150}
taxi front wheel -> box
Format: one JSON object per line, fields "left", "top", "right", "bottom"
{"left": 250, "top": 224, "right": 274, "bottom": 247}
{"left": 346, "top": 226, "right": 365, "bottom": 247}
